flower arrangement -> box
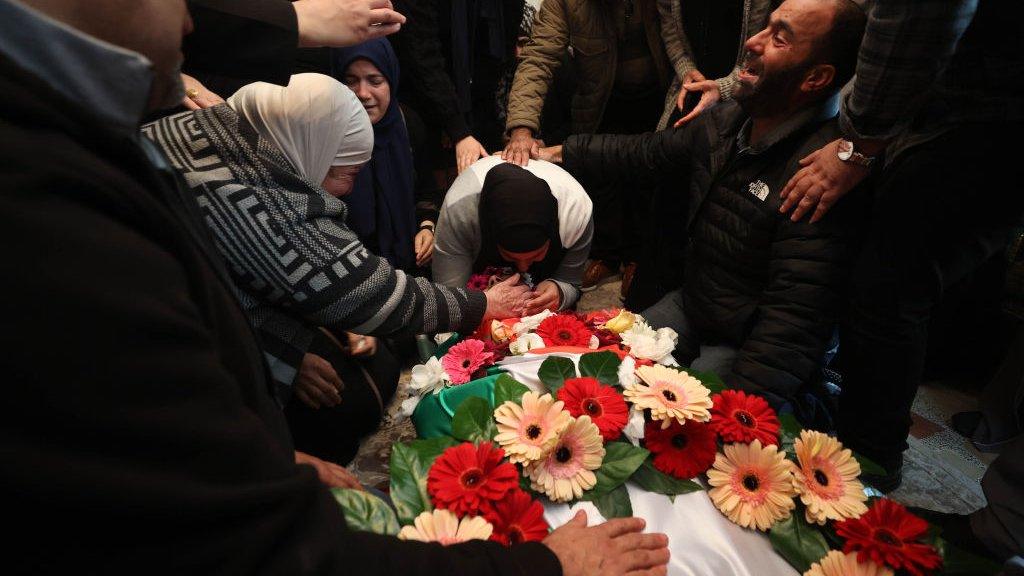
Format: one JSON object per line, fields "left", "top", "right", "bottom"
{"left": 337, "top": 309, "right": 987, "bottom": 575}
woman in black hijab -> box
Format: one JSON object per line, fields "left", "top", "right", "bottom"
{"left": 433, "top": 159, "right": 594, "bottom": 314}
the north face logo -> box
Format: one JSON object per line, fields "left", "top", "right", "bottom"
{"left": 748, "top": 180, "right": 769, "bottom": 201}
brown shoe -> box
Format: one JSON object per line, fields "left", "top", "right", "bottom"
{"left": 620, "top": 262, "right": 637, "bottom": 301}
{"left": 582, "top": 260, "right": 617, "bottom": 292}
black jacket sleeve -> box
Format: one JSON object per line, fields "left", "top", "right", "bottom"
{"left": 727, "top": 189, "right": 864, "bottom": 406}
{"left": 562, "top": 127, "right": 698, "bottom": 188}
{"left": 183, "top": 0, "right": 299, "bottom": 90}
{"left": 393, "top": 0, "right": 471, "bottom": 142}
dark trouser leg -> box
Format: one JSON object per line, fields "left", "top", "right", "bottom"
{"left": 285, "top": 332, "right": 400, "bottom": 465}
{"left": 587, "top": 91, "right": 664, "bottom": 267}
{"left": 642, "top": 289, "right": 700, "bottom": 366}
{"left": 585, "top": 176, "right": 624, "bottom": 268}
{"left": 971, "top": 435, "right": 1024, "bottom": 560}
{"left": 974, "top": 324, "right": 1024, "bottom": 447}
{"left": 837, "top": 123, "right": 1024, "bottom": 464}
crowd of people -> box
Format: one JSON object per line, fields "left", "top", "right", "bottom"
{"left": 1, "top": 0, "right": 1021, "bottom": 573}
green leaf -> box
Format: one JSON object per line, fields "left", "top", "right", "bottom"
{"left": 578, "top": 351, "right": 621, "bottom": 386}
{"left": 388, "top": 442, "right": 434, "bottom": 526}
{"left": 493, "top": 374, "right": 531, "bottom": 408}
{"left": 583, "top": 483, "right": 633, "bottom": 519}
{"left": 589, "top": 442, "right": 649, "bottom": 497}
{"left": 630, "top": 458, "right": 704, "bottom": 496}
{"left": 331, "top": 488, "right": 400, "bottom": 535}
{"left": 778, "top": 412, "right": 802, "bottom": 454}
{"left": 538, "top": 356, "right": 577, "bottom": 395}
{"left": 853, "top": 452, "right": 886, "bottom": 477}
{"left": 778, "top": 412, "right": 802, "bottom": 437}
{"left": 683, "top": 367, "right": 725, "bottom": 394}
{"left": 451, "top": 396, "right": 497, "bottom": 442}
{"left": 768, "top": 514, "right": 831, "bottom": 574}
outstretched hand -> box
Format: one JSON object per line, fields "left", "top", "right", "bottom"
{"left": 543, "top": 510, "right": 670, "bottom": 576}
{"left": 779, "top": 139, "right": 869, "bottom": 223}
{"left": 673, "top": 79, "right": 720, "bottom": 128}
{"left": 293, "top": 0, "right": 406, "bottom": 48}
{"left": 675, "top": 69, "right": 706, "bottom": 111}
{"left": 456, "top": 136, "right": 488, "bottom": 173}
{"left": 502, "top": 128, "right": 540, "bottom": 166}
{"left": 295, "top": 451, "right": 363, "bottom": 490}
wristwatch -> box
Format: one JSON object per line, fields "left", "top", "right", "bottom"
{"left": 837, "top": 139, "right": 876, "bottom": 168}
{"left": 419, "top": 222, "right": 435, "bottom": 233}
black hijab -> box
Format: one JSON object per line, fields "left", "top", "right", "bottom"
{"left": 474, "top": 163, "right": 565, "bottom": 282}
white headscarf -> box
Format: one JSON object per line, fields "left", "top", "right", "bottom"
{"left": 227, "top": 73, "right": 373, "bottom": 183}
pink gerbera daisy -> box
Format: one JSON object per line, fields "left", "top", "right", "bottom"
{"left": 441, "top": 339, "right": 494, "bottom": 384}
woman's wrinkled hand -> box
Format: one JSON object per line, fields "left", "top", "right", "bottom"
{"left": 484, "top": 273, "right": 531, "bottom": 319}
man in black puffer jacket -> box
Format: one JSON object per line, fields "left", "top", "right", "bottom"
{"left": 539, "top": 0, "right": 868, "bottom": 422}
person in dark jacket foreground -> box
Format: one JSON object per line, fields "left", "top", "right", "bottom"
{"left": 0, "top": 0, "right": 669, "bottom": 574}
{"left": 538, "top": 0, "right": 867, "bottom": 422}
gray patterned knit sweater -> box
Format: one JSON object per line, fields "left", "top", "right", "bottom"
{"left": 142, "top": 105, "right": 486, "bottom": 401}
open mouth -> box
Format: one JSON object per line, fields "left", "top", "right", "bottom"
{"left": 737, "top": 61, "right": 761, "bottom": 83}
{"left": 738, "top": 57, "right": 761, "bottom": 82}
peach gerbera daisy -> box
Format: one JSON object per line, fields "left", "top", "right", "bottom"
{"left": 793, "top": 430, "right": 868, "bottom": 525}
{"left": 397, "top": 509, "right": 494, "bottom": 545}
{"left": 624, "top": 365, "right": 712, "bottom": 428}
{"left": 804, "top": 550, "right": 894, "bottom": 576}
{"left": 707, "top": 439, "right": 797, "bottom": 531}
{"left": 526, "top": 415, "right": 605, "bottom": 502}
{"left": 494, "top": 392, "right": 573, "bottom": 465}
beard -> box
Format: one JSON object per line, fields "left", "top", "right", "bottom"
{"left": 146, "top": 60, "right": 185, "bottom": 113}
{"left": 734, "top": 61, "right": 810, "bottom": 118}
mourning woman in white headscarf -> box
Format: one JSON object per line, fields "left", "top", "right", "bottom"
{"left": 143, "top": 74, "right": 528, "bottom": 465}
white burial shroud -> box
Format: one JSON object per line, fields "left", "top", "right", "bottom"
{"left": 497, "top": 353, "right": 799, "bottom": 576}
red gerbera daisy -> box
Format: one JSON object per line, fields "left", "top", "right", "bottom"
{"left": 482, "top": 489, "right": 550, "bottom": 546}
{"left": 427, "top": 442, "right": 519, "bottom": 516}
{"left": 835, "top": 498, "right": 942, "bottom": 576}
{"left": 557, "top": 377, "right": 629, "bottom": 441}
{"left": 644, "top": 419, "right": 718, "bottom": 479}
{"left": 710, "top": 390, "right": 781, "bottom": 446}
{"left": 536, "top": 314, "right": 593, "bottom": 347}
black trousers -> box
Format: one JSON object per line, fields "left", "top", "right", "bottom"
{"left": 585, "top": 90, "right": 663, "bottom": 266}
{"left": 285, "top": 331, "right": 400, "bottom": 465}
{"left": 836, "top": 122, "right": 1024, "bottom": 463}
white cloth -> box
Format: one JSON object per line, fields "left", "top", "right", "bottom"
{"left": 499, "top": 353, "right": 799, "bottom": 576}
{"left": 543, "top": 485, "right": 798, "bottom": 576}
{"left": 227, "top": 73, "right": 373, "bottom": 183}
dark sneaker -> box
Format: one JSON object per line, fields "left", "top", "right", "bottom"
{"left": 860, "top": 454, "right": 903, "bottom": 493}
{"left": 620, "top": 262, "right": 637, "bottom": 301}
